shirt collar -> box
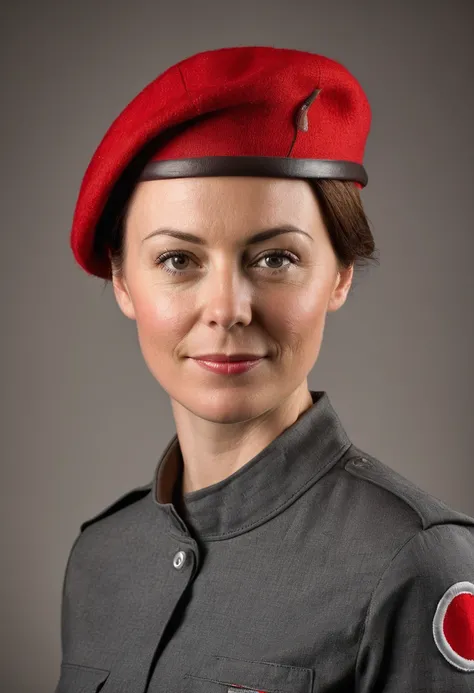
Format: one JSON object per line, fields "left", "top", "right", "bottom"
{"left": 150, "top": 390, "right": 353, "bottom": 540}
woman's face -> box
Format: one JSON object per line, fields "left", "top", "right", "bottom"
{"left": 111, "top": 176, "right": 353, "bottom": 422}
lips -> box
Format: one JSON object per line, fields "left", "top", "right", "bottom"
{"left": 191, "top": 354, "right": 265, "bottom": 362}
{"left": 192, "top": 357, "right": 264, "bottom": 375}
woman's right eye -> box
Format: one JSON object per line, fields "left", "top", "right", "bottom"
{"left": 155, "top": 249, "right": 298, "bottom": 277}
{"left": 155, "top": 251, "right": 193, "bottom": 275}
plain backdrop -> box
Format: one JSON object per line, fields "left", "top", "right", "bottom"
{"left": 1, "top": 1, "right": 473, "bottom": 691}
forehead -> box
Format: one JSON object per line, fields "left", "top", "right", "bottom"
{"left": 125, "top": 176, "right": 323, "bottom": 237}
{"left": 127, "top": 176, "right": 325, "bottom": 244}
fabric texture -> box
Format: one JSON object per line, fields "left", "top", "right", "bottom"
{"left": 54, "top": 390, "right": 474, "bottom": 692}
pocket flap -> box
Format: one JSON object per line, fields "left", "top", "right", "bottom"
{"left": 184, "top": 652, "right": 313, "bottom": 693}
{"left": 55, "top": 663, "right": 110, "bottom": 693}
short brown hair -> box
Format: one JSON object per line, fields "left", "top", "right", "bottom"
{"left": 99, "top": 178, "right": 379, "bottom": 293}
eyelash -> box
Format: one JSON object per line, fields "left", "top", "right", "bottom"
{"left": 155, "top": 249, "right": 298, "bottom": 276}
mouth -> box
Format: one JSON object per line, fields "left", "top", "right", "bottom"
{"left": 190, "top": 354, "right": 266, "bottom": 363}
{"left": 190, "top": 357, "right": 265, "bottom": 375}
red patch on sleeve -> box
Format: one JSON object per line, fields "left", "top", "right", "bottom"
{"left": 433, "top": 581, "right": 474, "bottom": 671}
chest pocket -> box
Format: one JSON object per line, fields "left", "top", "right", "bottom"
{"left": 54, "top": 663, "right": 110, "bottom": 693}
{"left": 183, "top": 653, "right": 313, "bottom": 693}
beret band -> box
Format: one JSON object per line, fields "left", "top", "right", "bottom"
{"left": 139, "top": 156, "right": 368, "bottom": 186}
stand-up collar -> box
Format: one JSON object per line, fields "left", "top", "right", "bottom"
{"left": 151, "top": 391, "right": 353, "bottom": 541}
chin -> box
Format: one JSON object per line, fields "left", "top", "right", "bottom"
{"left": 171, "top": 385, "right": 277, "bottom": 422}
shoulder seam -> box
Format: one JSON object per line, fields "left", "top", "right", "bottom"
{"left": 80, "top": 483, "right": 152, "bottom": 533}
{"left": 346, "top": 461, "right": 426, "bottom": 527}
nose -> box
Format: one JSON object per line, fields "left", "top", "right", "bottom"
{"left": 199, "top": 263, "right": 253, "bottom": 329}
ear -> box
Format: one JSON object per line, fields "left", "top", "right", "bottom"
{"left": 327, "top": 264, "right": 354, "bottom": 313}
{"left": 111, "top": 269, "right": 136, "bottom": 321}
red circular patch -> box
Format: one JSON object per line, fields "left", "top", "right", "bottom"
{"left": 443, "top": 592, "right": 474, "bottom": 660}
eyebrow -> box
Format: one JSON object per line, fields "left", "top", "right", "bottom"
{"left": 141, "top": 224, "right": 313, "bottom": 246}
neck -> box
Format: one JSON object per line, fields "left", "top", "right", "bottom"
{"left": 171, "top": 383, "right": 314, "bottom": 496}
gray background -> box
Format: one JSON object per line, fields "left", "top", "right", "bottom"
{"left": 2, "top": 1, "right": 473, "bottom": 691}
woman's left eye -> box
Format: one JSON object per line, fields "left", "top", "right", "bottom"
{"left": 155, "top": 250, "right": 298, "bottom": 276}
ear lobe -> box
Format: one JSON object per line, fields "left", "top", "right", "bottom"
{"left": 327, "top": 265, "right": 353, "bottom": 313}
{"left": 112, "top": 276, "right": 136, "bottom": 321}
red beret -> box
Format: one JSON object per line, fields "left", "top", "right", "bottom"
{"left": 70, "top": 45, "right": 371, "bottom": 279}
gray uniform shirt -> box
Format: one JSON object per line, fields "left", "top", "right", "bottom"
{"left": 55, "top": 390, "right": 474, "bottom": 692}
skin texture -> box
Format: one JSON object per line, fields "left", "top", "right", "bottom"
{"left": 111, "top": 176, "right": 353, "bottom": 495}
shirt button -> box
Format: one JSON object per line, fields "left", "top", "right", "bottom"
{"left": 173, "top": 550, "right": 187, "bottom": 570}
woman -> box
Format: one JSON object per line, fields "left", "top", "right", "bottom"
{"left": 57, "top": 46, "right": 474, "bottom": 692}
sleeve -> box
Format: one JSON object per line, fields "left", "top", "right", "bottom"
{"left": 55, "top": 531, "right": 83, "bottom": 675}
{"left": 355, "top": 522, "right": 474, "bottom": 692}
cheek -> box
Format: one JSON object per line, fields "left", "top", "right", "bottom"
{"left": 132, "top": 290, "right": 189, "bottom": 363}
{"left": 267, "top": 284, "right": 330, "bottom": 354}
